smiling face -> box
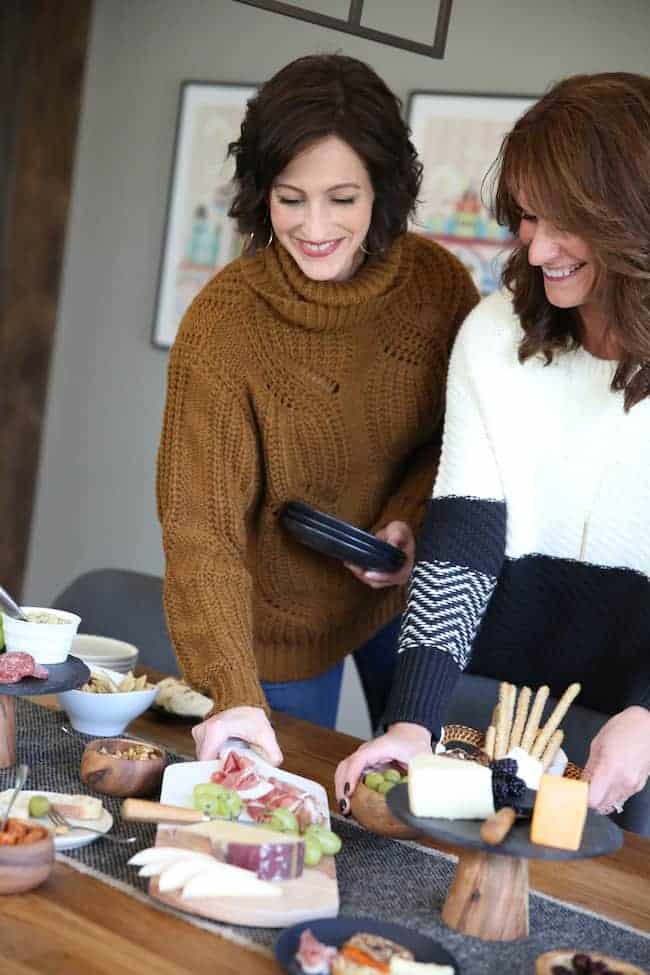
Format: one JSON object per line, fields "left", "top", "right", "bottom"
{"left": 517, "top": 196, "right": 598, "bottom": 311}
{"left": 269, "top": 135, "right": 375, "bottom": 282}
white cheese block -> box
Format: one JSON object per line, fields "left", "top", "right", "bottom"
{"left": 408, "top": 753, "right": 495, "bottom": 819}
{"left": 181, "top": 861, "right": 283, "bottom": 900}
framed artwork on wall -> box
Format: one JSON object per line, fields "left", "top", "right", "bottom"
{"left": 407, "top": 91, "right": 536, "bottom": 295}
{"left": 152, "top": 81, "right": 257, "bottom": 349}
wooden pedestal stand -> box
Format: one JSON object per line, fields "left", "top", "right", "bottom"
{"left": 441, "top": 849, "right": 529, "bottom": 940}
{"left": 387, "top": 782, "right": 623, "bottom": 944}
{"left": 0, "top": 657, "right": 89, "bottom": 769}
{"left": 0, "top": 696, "right": 17, "bottom": 768}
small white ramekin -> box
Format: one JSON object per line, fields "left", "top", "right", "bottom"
{"left": 2, "top": 607, "right": 82, "bottom": 664}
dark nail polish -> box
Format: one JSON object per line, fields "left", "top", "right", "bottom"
{"left": 339, "top": 798, "right": 349, "bottom": 815}
{"left": 344, "top": 782, "right": 350, "bottom": 795}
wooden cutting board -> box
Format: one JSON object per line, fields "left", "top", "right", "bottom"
{"left": 149, "top": 745, "right": 339, "bottom": 927}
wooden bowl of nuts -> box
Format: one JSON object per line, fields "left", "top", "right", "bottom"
{"left": 80, "top": 737, "right": 166, "bottom": 798}
{"left": 349, "top": 764, "right": 420, "bottom": 840}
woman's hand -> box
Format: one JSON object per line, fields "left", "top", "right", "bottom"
{"left": 344, "top": 520, "right": 415, "bottom": 589}
{"left": 192, "top": 705, "right": 283, "bottom": 765}
{"left": 335, "top": 722, "right": 431, "bottom": 812}
{"left": 581, "top": 706, "right": 650, "bottom": 815}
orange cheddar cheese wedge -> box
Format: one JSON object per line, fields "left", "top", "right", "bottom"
{"left": 530, "top": 774, "right": 588, "bottom": 851}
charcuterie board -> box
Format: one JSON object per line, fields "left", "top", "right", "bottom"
{"left": 149, "top": 741, "right": 339, "bottom": 927}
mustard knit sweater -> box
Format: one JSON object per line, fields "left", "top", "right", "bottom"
{"left": 156, "top": 231, "right": 478, "bottom": 713}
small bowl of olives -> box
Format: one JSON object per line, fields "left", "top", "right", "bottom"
{"left": 535, "top": 950, "right": 647, "bottom": 975}
{"left": 80, "top": 737, "right": 166, "bottom": 797}
{"left": 349, "top": 763, "right": 420, "bottom": 840}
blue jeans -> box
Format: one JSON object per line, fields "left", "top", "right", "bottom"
{"left": 261, "top": 617, "right": 401, "bottom": 731}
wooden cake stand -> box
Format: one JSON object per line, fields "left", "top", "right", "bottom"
{"left": 387, "top": 783, "right": 623, "bottom": 942}
{"left": 0, "top": 656, "right": 89, "bottom": 768}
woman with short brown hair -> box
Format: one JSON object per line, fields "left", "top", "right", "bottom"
{"left": 157, "top": 54, "right": 478, "bottom": 765}
{"left": 337, "top": 72, "right": 650, "bottom": 834}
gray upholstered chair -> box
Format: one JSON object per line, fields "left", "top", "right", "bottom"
{"left": 445, "top": 672, "right": 650, "bottom": 837}
{"left": 52, "top": 569, "right": 179, "bottom": 676}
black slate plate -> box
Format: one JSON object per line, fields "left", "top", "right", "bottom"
{"left": 283, "top": 515, "right": 404, "bottom": 572}
{"left": 387, "top": 783, "right": 623, "bottom": 861}
{"left": 285, "top": 501, "right": 406, "bottom": 564}
{"left": 275, "top": 915, "right": 460, "bottom": 973}
{"left": 0, "top": 654, "right": 89, "bottom": 696}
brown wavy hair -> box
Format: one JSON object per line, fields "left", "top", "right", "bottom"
{"left": 492, "top": 72, "right": 650, "bottom": 409}
{"left": 228, "top": 54, "right": 422, "bottom": 257}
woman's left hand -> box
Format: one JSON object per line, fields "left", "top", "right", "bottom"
{"left": 581, "top": 706, "right": 650, "bottom": 815}
{"left": 344, "top": 520, "right": 415, "bottom": 589}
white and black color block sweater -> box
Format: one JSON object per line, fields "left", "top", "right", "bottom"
{"left": 384, "top": 289, "right": 650, "bottom": 739}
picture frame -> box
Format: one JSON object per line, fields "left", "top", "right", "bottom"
{"left": 407, "top": 91, "right": 536, "bottom": 295}
{"left": 152, "top": 81, "right": 257, "bottom": 349}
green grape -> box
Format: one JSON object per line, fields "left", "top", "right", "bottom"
{"left": 266, "top": 807, "right": 299, "bottom": 834}
{"left": 363, "top": 772, "right": 384, "bottom": 791}
{"left": 400, "top": 774, "right": 409, "bottom": 783}
{"left": 222, "top": 789, "right": 242, "bottom": 820}
{"left": 383, "top": 768, "right": 401, "bottom": 784}
{"left": 303, "top": 834, "right": 322, "bottom": 867}
{"left": 313, "top": 829, "right": 342, "bottom": 856}
{"left": 376, "top": 780, "right": 394, "bottom": 794}
{"left": 28, "top": 795, "right": 50, "bottom": 818}
{"left": 192, "top": 782, "right": 227, "bottom": 814}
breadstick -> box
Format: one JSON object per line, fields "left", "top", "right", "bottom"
{"left": 531, "top": 683, "right": 581, "bottom": 760}
{"left": 483, "top": 725, "right": 496, "bottom": 760}
{"left": 494, "top": 683, "right": 515, "bottom": 760}
{"left": 541, "top": 730, "right": 564, "bottom": 770}
{"left": 509, "top": 685, "right": 531, "bottom": 750}
{"left": 520, "top": 685, "right": 549, "bottom": 753}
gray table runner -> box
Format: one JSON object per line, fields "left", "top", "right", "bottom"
{"left": 2, "top": 699, "right": 649, "bottom": 974}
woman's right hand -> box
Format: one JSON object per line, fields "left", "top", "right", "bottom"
{"left": 192, "top": 706, "right": 283, "bottom": 765}
{"left": 334, "top": 722, "right": 431, "bottom": 812}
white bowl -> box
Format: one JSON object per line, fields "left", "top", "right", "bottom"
{"left": 57, "top": 665, "right": 157, "bottom": 736}
{"left": 71, "top": 635, "right": 139, "bottom": 675}
{"left": 2, "top": 607, "right": 81, "bottom": 664}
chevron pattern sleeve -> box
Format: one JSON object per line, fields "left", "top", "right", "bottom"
{"left": 383, "top": 308, "right": 507, "bottom": 739}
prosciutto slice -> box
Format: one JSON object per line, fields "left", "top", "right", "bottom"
{"left": 210, "top": 750, "right": 325, "bottom": 829}
{"left": 0, "top": 652, "right": 48, "bottom": 684}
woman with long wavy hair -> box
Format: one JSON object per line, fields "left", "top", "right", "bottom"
{"left": 337, "top": 72, "right": 650, "bottom": 834}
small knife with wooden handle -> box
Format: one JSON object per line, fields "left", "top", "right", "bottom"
{"left": 121, "top": 799, "right": 209, "bottom": 824}
{"left": 480, "top": 806, "right": 518, "bottom": 845}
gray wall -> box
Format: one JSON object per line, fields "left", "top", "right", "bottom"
{"left": 24, "top": 0, "right": 650, "bottom": 739}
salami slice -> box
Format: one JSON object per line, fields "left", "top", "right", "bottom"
{"left": 0, "top": 651, "right": 38, "bottom": 684}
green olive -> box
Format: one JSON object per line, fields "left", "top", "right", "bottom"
{"left": 303, "top": 834, "right": 322, "bottom": 867}
{"left": 28, "top": 795, "right": 50, "bottom": 818}
{"left": 363, "top": 772, "right": 384, "bottom": 791}
{"left": 383, "top": 768, "right": 401, "bottom": 783}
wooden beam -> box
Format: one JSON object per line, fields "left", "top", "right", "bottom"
{"left": 0, "top": 0, "right": 91, "bottom": 598}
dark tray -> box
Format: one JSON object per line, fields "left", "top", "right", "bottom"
{"left": 282, "top": 502, "right": 405, "bottom": 573}
{"left": 387, "top": 783, "right": 623, "bottom": 861}
{"left": 0, "top": 654, "right": 89, "bottom": 696}
{"left": 275, "top": 915, "right": 460, "bottom": 973}
{"left": 283, "top": 515, "right": 404, "bottom": 572}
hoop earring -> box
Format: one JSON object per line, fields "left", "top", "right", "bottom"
{"left": 265, "top": 228, "right": 274, "bottom": 248}
{"left": 360, "top": 240, "right": 370, "bottom": 255}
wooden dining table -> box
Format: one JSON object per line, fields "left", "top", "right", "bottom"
{"left": 1, "top": 699, "right": 649, "bottom": 974}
